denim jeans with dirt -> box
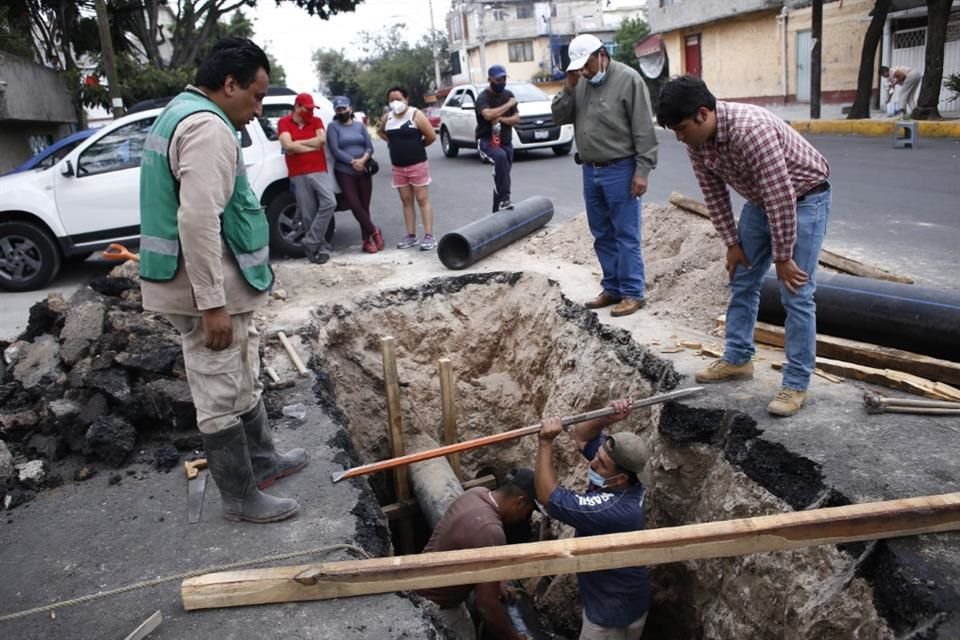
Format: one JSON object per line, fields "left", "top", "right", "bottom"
{"left": 722, "top": 188, "right": 831, "bottom": 391}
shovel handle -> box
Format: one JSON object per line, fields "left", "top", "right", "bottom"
{"left": 103, "top": 243, "right": 140, "bottom": 262}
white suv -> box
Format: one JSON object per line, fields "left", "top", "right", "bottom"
{"left": 0, "top": 92, "right": 340, "bottom": 292}
{"left": 439, "top": 81, "right": 574, "bottom": 158}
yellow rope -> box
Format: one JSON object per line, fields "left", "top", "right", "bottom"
{"left": 0, "top": 543, "right": 371, "bottom": 623}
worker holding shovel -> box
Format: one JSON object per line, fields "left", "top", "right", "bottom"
{"left": 139, "top": 38, "right": 306, "bottom": 524}
{"left": 535, "top": 399, "right": 651, "bottom": 640}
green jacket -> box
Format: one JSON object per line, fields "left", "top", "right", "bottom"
{"left": 139, "top": 90, "right": 273, "bottom": 292}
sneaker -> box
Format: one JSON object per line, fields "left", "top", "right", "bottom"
{"left": 420, "top": 234, "right": 436, "bottom": 251}
{"left": 610, "top": 297, "right": 645, "bottom": 317}
{"left": 371, "top": 226, "right": 385, "bottom": 251}
{"left": 767, "top": 387, "right": 807, "bottom": 417}
{"left": 309, "top": 251, "right": 330, "bottom": 265}
{"left": 694, "top": 359, "right": 754, "bottom": 383}
{"left": 498, "top": 199, "right": 513, "bottom": 211}
{"left": 397, "top": 234, "right": 418, "bottom": 249}
{"left": 362, "top": 237, "right": 378, "bottom": 254}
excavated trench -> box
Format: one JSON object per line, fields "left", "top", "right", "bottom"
{"left": 308, "top": 271, "right": 921, "bottom": 640}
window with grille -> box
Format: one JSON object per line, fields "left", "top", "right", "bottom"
{"left": 509, "top": 41, "right": 534, "bottom": 62}
{"left": 893, "top": 28, "right": 925, "bottom": 50}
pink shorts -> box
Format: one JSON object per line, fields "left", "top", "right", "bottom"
{"left": 391, "top": 160, "right": 431, "bottom": 188}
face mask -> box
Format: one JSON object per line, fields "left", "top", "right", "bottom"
{"left": 334, "top": 111, "right": 351, "bottom": 123}
{"left": 588, "top": 468, "right": 625, "bottom": 489}
{"left": 588, "top": 57, "right": 608, "bottom": 86}
{"left": 299, "top": 107, "right": 314, "bottom": 124}
{"left": 390, "top": 100, "right": 406, "bottom": 115}
{"left": 491, "top": 81, "right": 506, "bottom": 93}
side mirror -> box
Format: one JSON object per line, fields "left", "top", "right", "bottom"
{"left": 60, "top": 160, "right": 74, "bottom": 177}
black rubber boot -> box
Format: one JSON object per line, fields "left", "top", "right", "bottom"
{"left": 202, "top": 421, "right": 299, "bottom": 523}
{"left": 241, "top": 399, "right": 308, "bottom": 490}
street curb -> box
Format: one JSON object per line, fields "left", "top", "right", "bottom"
{"left": 788, "top": 119, "right": 960, "bottom": 138}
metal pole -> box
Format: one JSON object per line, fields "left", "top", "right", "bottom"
{"left": 810, "top": 0, "right": 823, "bottom": 119}
{"left": 94, "top": 0, "right": 124, "bottom": 119}
{"left": 477, "top": 0, "right": 487, "bottom": 81}
{"left": 427, "top": 0, "right": 442, "bottom": 89}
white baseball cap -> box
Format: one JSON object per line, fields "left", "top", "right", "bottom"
{"left": 566, "top": 34, "right": 604, "bottom": 71}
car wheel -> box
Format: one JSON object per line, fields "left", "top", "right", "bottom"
{"left": 440, "top": 128, "right": 459, "bottom": 158}
{"left": 265, "top": 190, "right": 335, "bottom": 258}
{"left": 552, "top": 143, "right": 573, "bottom": 156}
{"left": 0, "top": 221, "right": 62, "bottom": 292}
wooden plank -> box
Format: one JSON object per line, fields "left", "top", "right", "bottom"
{"left": 380, "top": 336, "right": 413, "bottom": 553}
{"left": 382, "top": 475, "right": 497, "bottom": 521}
{"left": 715, "top": 317, "right": 960, "bottom": 387}
{"left": 437, "top": 358, "right": 461, "bottom": 480}
{"left": 181, "top": 492, "right": 960, "bottom": 610}
{"left": 670, "top": 193, "right": 912, "bottom": 283}
{"left": 813, "top": 357, "right": 960, "bottom": 401}
{"left": 819, "top": 249, "right": 914, "bottom": 284}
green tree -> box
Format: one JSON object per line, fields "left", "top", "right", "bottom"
{"left": 313, "top": 49, "right": 362, "bottom": 98}
{"left": 0, "top": 3, "right": 38, "bottom": 60}
{"left": 611, "top": 16, "right": 665, "bottom": 107}
{"left": 912, "top": 0, "right": 951, "bottom": 119}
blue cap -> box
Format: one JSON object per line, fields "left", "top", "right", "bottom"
{"left": 332, "top": 96, "right": 351, "bottom": 109}
{"left": 488, "top": 64, "right": 507, "bottom": 79}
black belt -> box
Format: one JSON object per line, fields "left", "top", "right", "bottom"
{"left": 798, "top": 180, "right": 830, "bottom": 200}
{"left": 575, "top": 153, "right": 633, "bottom": 168}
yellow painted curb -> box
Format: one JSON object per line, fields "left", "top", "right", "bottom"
{"left": 789, "top": 119, "right": 960, "bottom": 138}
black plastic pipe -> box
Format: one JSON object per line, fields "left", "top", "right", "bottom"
{"left": 759, "top": 269, "right": 960, "bottom": 361}
{"left": 437, "top": 196, "right": 554, "bottom": 270}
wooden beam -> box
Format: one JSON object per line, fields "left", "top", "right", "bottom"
{"left": 380, "top": 336, "right": 413, "bottom": 553}
{"left": 812, "top": 357, "right": 960, "bottom": 402}
{"left": 181, "top": 492, "right": 960, "bottom": 610}
{"left": 438, "top": 358, "right": 461, "bottom": 480}
{"left": 382, "top": 475, "right": 497, "bottom": 522}
{"left": 670, "top": 193, "right": 912, "bottom": 284}
{"left": 715, "top": 317, "right": 960, "bottom": 387}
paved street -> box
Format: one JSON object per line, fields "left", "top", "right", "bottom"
{"left": 3, "top": 132, "right": 959, "bottom": 340}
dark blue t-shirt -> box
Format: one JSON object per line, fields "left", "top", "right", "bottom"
{"left": 546, "top": 434, "right": 651, "bottom": 627}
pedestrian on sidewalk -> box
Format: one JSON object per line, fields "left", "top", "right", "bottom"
{"left": 327, "top": 95, "right": 384, "bottom": 254}
{"left": 416, "top": 470, "right": 537, "bottom": 640}
{"left": 881, "top": 65, "right": 921, "bottom": 117}
{"left": 378, "top": 86, "right": 438, "bottom": 251}
{"left": 278, "top": 92, "right": 337, "bottom": 265}
{"left": 551, "top": 34, "right": 658, "bottom": 318}
{"left": 535, "top": 399, "right": 651, "bottom": 639}
{"left": 139, "top": 37, "right": 306, "bottom": 524}
{"left": 657, "top": 75, "right": 831, "bottom": 417}
{"left": 476, "top": 64, "right": 521, "bottom": 213}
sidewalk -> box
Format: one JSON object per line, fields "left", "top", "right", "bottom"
{"left": 763, "top": 103, "right": 960, "bottom": 138}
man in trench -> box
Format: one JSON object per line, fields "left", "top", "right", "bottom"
{"left": 415, "top": 469, "right": 537, "bottom": 640}
{"left": 535, "top": 399, "right": 651, "bottom": 639}
{"left": 139, "top": 37, "right": 307, "bottom": 523}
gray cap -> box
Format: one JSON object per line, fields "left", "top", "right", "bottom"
{"left": 602, "top": 432, "right": 650, "bottom": 478}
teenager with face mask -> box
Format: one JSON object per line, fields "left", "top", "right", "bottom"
{"left": 377, "top": 85, "right": 438, "bottom": 251}
{"left": 552, "top": 34, "right": 658, "bottom": 319}
{"left": 327, "top": 95, "right": 383, "bottom": 253}
{"left": 476, "top": 64, "right": 520, "bottom": 212}
{"left": 535, "top": 398, "right": 651, "bottom": 639}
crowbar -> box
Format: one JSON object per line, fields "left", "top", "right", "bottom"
{"left": 331, "top": 387, "right": 704, "bottom": 483}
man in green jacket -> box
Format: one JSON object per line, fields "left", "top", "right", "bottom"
{"left": 552, "top": 34, "right": 658, "bottom": 318}
{"left": 140, "top": 38, "right": 306, "bottom": 524}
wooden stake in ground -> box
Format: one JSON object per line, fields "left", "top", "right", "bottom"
{"left": 380, "top": 337, "right": 414, "bottom": 552}
{"left": 181, "top": 491, "right": 960, "bottom": 610}
{"left": 331, "top": 387, "right": 704, "bottom": 483}
{"left": 437, "top": 358, "right": 461, "bottom": 480}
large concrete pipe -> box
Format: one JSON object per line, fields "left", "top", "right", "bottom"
{"left": 437, "top": 196, "right": 554, "bottom": 270}
{"left": 408, "top": 434, "right": 464, "bottom": 531}
{"left": 759, "top": 269, "right": 960, "bottom": 360}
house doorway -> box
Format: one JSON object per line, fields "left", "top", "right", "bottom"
{"left": 684, "top": 34, "right": 701, "bottom": 77}
{"left": 796, "top": 30, "right": 811, "bottom": 102}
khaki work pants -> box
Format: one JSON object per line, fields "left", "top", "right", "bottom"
{"left": 579, "top": 611, "right": 647, "bottom": 640}
{"left": 166, "top": 312, "right": 262, "bottom": 434}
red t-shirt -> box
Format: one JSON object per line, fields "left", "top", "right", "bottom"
{"left": 277, "top": 114, "right": 328, "bottom": 176}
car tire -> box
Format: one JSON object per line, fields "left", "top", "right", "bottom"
{"left": 0, "top": 221, "right": 62, "bottom": 292}
{"left": 552, "top": 143, "right": 573, "bottom": 156}
{"left": 265, "top": 189, "right": 335, "bottom": 259}
{"left": 440, "top": 128, "right": 459, "bottom": 158}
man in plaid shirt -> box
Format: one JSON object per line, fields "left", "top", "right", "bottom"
{"left": 656, "top": 76, "right": 831, "bottom": 416}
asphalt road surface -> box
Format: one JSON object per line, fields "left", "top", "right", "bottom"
{"left": 3, "top": 132, "right": 958, "bottom": 340}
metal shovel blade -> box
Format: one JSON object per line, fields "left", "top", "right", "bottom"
{"left": 187, "top": 469, "right": 209, "bottom": 524}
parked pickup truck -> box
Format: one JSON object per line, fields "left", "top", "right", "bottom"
{"left": 0, "top": 93, "right": 343, "bottom": 292}
{"left": 439, "top": 81, "right": 574, "bottom": 158}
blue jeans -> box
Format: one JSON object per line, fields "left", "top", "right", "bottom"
{"left": 478, "top": 139, "right": 513, "bottom": 212}
{"left": 723, "top": 188, "right": 831, "bottom": 391}
{"left": 582, "top": 158, "right": 644, "bottom": 299}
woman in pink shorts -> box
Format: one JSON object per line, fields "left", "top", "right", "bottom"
{"left": 378, "top": 86, "right": 438, "bottom": 250}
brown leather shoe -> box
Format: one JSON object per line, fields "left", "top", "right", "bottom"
{"left": 585, "top": 292, "right": 622, "bottom": 309}
{"left": 610, "top": 297, "right": 645, "bottom": 317}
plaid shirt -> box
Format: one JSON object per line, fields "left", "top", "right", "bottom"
{"left": 687, "top": 101, "right": 830, "bottom": 262}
